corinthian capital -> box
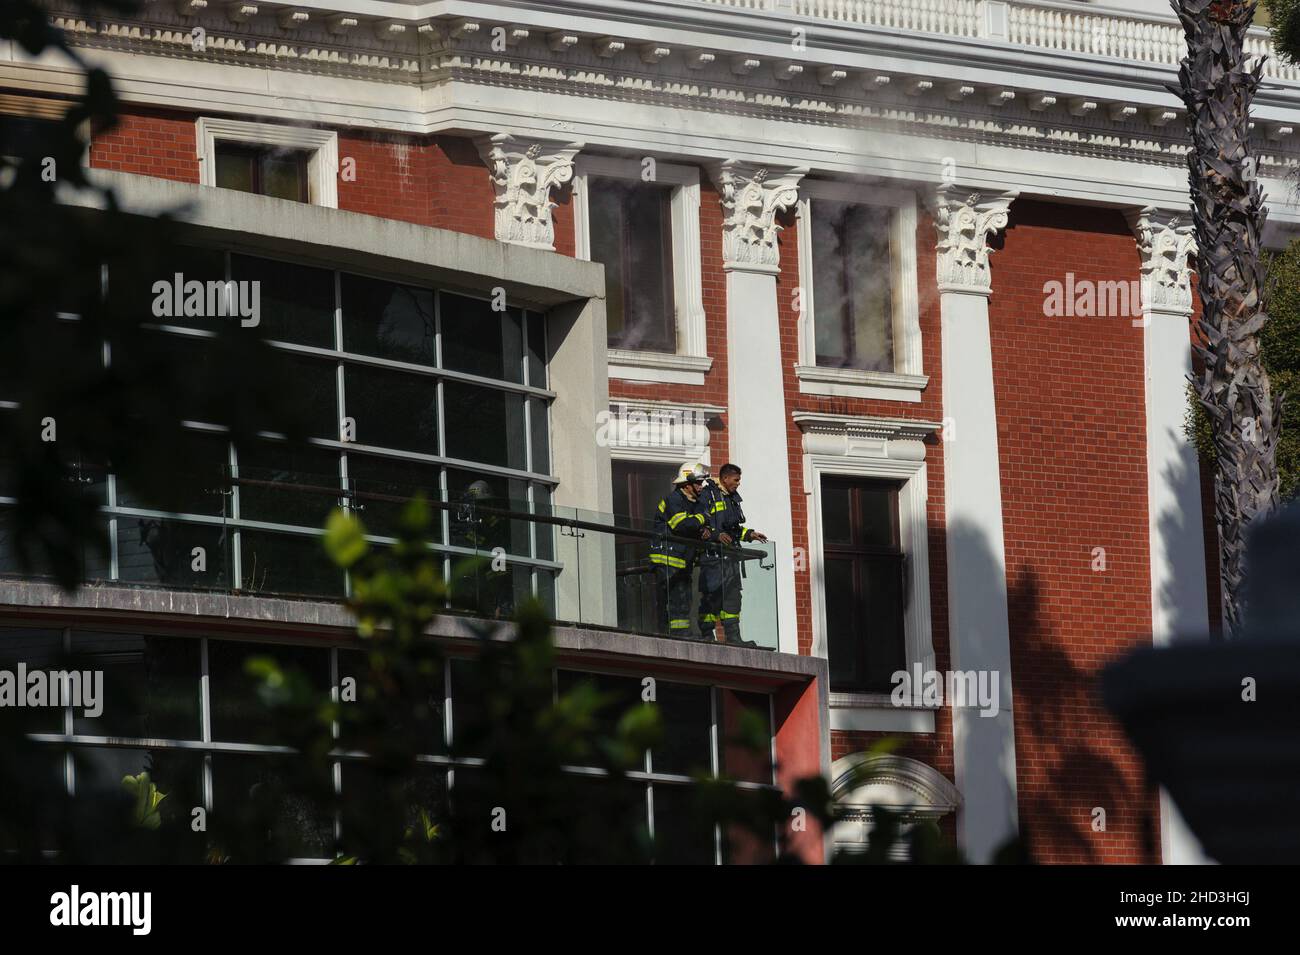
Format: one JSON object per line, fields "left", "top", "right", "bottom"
{"left": 1125, "top": 205, "right": 1197, "bottom": 315}
{"left": 706, "top": 160, "right": 807, "bottom": 273}
{"left": 475, "top": 134, "right": 583, "bottom": 251}
{"left": 932, "top": 185, "right": 1016, "bottom": 294}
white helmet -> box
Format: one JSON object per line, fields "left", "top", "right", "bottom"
{"left": 674, "top": 462, "right": 709, "bottom": 485}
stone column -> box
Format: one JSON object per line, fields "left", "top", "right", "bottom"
{"left": 706, "top": 159, "right": 806, "bottom": 654}
{"left": 932, "top": 184, "right": 1020, "bottom": 863}
{"left": 474, "top": 133, "right": 583, "bottom": 251}
{"left": 1125, "top": 205, "right": 1213, "bottom": 865}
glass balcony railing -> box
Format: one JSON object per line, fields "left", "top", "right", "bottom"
{"left": 0, "top": 465, "right": 780, "bottom": 652}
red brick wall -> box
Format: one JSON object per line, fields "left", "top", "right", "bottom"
{"left": 89, "top": 108, "right": 199, "bottom": 183}
{"left": 988, "top": 199, "right": 1160, "bottom": 863}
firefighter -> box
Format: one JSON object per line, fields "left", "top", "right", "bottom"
{"left": 650, "top": 463, "right": 712, "bottom": 638}
{"left": 697, "top": 463, "right": 768, "bottom": 647}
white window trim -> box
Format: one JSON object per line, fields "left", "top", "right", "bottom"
{"left": 795, "top": 180, "right": 925, "bottom": 401}
{"left": 604, "top": 399, "right": 721, "bottom": 467}
{"left": 797, "top": 413, "right": 937, "bottom": 731}
{"left": 574, "top": 155, "right": 710, "bottom": 385}
{"left": 196, "top": 117, "right": 339, "bottom": 209}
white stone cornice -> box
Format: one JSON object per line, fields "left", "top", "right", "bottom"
{"left": 793, "top": 412, "right": 942, "bottom": 456}
{"left": 706, "top": 160, "right": 806, "bottom": 274}
{"left": 475, "top": 134, "right": 582, "bottom": 252}
{"left": 932, "top": 185, "right": 1016, "bottom": 295}
{"left": 1125, "top": 205, "right": 1197, "bottom": 316}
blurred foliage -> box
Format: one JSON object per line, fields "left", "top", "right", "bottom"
{"left": 1186, "top": 241, "right": 1300, "bottom": 501}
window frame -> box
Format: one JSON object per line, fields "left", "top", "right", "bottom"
{"left": 573, "top": 155, "right": 710, "bottom": 385}
{"left": 799, "top": 415, "right": 936, "bottom": 731}
{"left": 196, "top": 117, "right": 339, "bottom": 208}
{"left": 795, "top": 181, "right": 926, "bottom": 401}
{"left": 819, "top": 477, "right": 906, "bottom": 694}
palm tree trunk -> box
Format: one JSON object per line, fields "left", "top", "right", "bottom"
{"left": 1174, "top": 0, "right": 1283, "bottom": 637}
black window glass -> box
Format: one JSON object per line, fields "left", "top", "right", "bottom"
{"left": 717, "top": 688, "right": 772, "bottom": 785}
{"left": 529, "top": 399, "right": 550, "bottom": 475}
{"left": 0, "top": 627, "right": 66, "bottom": 734}
{"left": 439, "top": 292, "right": 524, "bottom": 384}
{"left": 525, "top": 311, "right": 546, "bottom": 387}
{"left": 589, "top": 178, "right": 675, "bottom": 352}
{"left": 70, "top": 631, "right": 201, "bottom": 739}
{"left": 653, "top": 783, "right": 716, "bottom": 864}
{"left": 343, "top": 364, "right": 439, "bottom": 454}
{"left": 116, "top": 518, "right": 230, "bottom": 590}
{"left": 240, "top": 530, "right": 344, "bottom": 597}
{"left": 336, "top": 648, "right": 445, "bottom": 754}
{"left": 231, "top": 254, "right": 334, "bottom": 348}
{"left": 211, "top": 754, "right": 333, "bottom": 859}
{"left": 442, "top": 382, "right": 527, "bottom": 470}
{"left": 208, "top": 639, "right": 330, "bottom": 744}
{"left": 342, "top": 274, "right": 435, "bottom": 366}
{"left": 236, "top": 441, "right": 341, "bottom": 530}
{"left": 345, "top": 453, "right": 444, "bottom": 543}
{"left": 651, "top": 681, "right": 712, "bottom": 777}
{"left": 115, "top": 429, "right": 229, "bottom": 517}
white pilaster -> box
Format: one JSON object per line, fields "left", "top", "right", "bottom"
{"left": 933, "top": 185, "right": 1020, "bottom": 863}
{"left": 1125, "top": 205, "right": 1213, "bottom": 865}
{"left": 707, "top": 160, "right": 806, "bottom": 654}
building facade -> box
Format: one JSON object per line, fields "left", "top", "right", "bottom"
{"left": 5, "top": 0, "right": 1299, "bottom": 862}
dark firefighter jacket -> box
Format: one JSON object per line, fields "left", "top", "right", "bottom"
{"left": 700, "top": 483, "right": 756, "bottom": 551}
{"left": 651, "top": 487, "right": 708, "bottom": 570}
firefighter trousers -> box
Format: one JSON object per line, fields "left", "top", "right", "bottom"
{"left": 698, "top": 558, "right": 743, "bottom": 643}
{"left": 657, "top": 565, "right": 694, "bottom": 636}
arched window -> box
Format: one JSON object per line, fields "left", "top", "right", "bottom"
{"left": 830, "top": 753, "right": 961, "bottom": 860}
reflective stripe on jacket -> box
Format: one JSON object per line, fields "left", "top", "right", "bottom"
{"left": 701, "top": 484, "right": 754, "bottom": 545}
{"left": 650, "top": 487, "right": 707, "bottom": 569}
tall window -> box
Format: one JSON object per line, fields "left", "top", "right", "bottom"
{"left": 820, "top": 476, "right": 906, "bottom": 692}
{"left": 588, "top": 177, "right": 676, "bottom": 352}
{"left": 215, "top": 143, "right": 310, "bottom": 203}
{"left": 811, "top": 199, "right": 895, "bottom": 371}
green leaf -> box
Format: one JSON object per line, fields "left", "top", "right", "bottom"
{"left": 324, "top": 508, "right": 369, "bottom": 567}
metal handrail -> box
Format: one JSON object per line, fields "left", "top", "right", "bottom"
{"left": 226, "top": 473, "right": 771, "bottom": 561}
